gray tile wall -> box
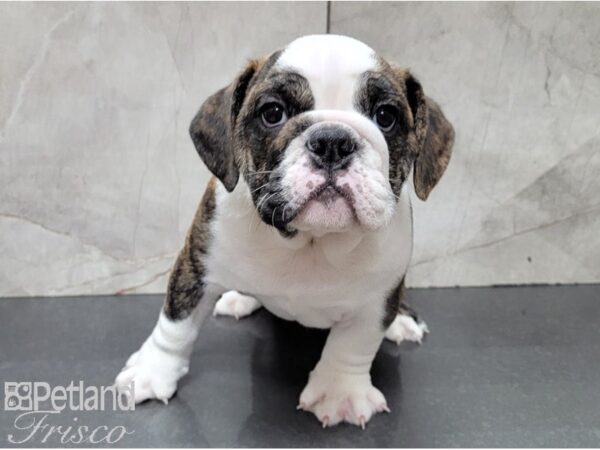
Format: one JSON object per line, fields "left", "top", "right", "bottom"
{"left": 1, "top": 2, "right": 598, "bottom": 296}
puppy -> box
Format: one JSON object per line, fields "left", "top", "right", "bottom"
{"left": 115, "top": 34, "right": 454, "bottom": 428}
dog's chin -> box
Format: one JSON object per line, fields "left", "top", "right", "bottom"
{"left": 292, "top": 187, "right": 356, "bottom": 234}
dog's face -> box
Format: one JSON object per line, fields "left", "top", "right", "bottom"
{"left": 190, "top": 35, "right": 454, "bottom": 237}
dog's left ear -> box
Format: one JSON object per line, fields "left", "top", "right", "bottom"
{"left": 403, "top": 72, "right": 455, "bottom": 201}
{"left": 189, "top": 59, "right": 261, "bottom": 192}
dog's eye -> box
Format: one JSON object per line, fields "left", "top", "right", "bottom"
{"left": 373, "top": 105, "right": 398, "bottom": 132}
{"left": 260, "top": 103, "right": 288, "bottom": 128}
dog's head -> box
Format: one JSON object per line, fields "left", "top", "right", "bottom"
{"left": 190, "top": 35, "right": 454, "bottom": 237}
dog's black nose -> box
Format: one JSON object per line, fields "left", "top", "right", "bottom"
{"left": 306, "top": 126, "right": 357, "bottom": 168}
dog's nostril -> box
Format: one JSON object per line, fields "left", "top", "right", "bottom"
{"left": 338, "top": 140, "right": 356, "bottom": 158}
{"left": 306, "top": 137, "right": 325, "bottom": 157}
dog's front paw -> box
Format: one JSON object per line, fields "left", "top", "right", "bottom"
{"left": 385, "top": 314, "right": 429, "bottom": 344}
{"left": 213, "top": 290, "right": 261, "bottom": 319}
{"left": 298, "top": 365, "right": 389, "bottom": 429}
{"left": 114, "top": 339, "right": 189, "bottom": 404}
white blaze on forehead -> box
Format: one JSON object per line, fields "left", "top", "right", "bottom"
{"left": 276, "top": 35, "right": 377, "bottom": 111}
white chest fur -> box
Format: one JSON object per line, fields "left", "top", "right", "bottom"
{"left": 204, "top": 182, "right": 413, "bottom": 328}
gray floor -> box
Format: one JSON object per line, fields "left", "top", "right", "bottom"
{"left": 1, "top": 285, "right": 599, "bottom": 447}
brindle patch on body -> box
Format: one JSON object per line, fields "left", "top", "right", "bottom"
{"left": 164, "top": 177, "right": 217, "bottom": 320}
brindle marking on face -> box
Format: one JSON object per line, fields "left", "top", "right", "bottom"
{"left": 190, "top": 50, "right": 316, "bottom": 235}
{"left": 237, "top": 71, "right": 315, "bottom": 176}
{"left": 189, "top": 51, "right": 283, "bottom": 194}
{"left": 355, "top": 65, "right": 417, "bottom": 198}
{"left": 164, "top": 177, "right": 217, "bottom": 320}
{"left": 355, "top": 59, "right": 454, "bottom": 200}
{"left": 235, "top": 71, "right": 315, "bottom": 234}
{"left": 252, "top": 117, "right": 315, "bottom": 235}
{"left": 382, "top": 276, "right": 422, "bottom": 329}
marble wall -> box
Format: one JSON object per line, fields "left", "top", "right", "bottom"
{"left": 0, "top": 2, "right": 326, "bottom": 296}
{"left": 330, "top": 2, "right": 600, "bottom": 287}
{"left": 1, "top": 2, "right": 598, "bottom": 296}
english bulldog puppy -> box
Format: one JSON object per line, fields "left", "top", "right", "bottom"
{"left": 115, "top": 34, "right": 454, "bottom": 428}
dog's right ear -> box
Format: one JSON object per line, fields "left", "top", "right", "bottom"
{"left": 189, "top": 60, "right": 260, "bottom": 192}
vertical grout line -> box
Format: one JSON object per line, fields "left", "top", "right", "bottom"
{"left": 326, "top": 1, "right": 331, "bottom": 34}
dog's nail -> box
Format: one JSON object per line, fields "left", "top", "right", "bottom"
{"left": 359, "top": 416, "right": 366, "bottom": 430}
{"left": 382, "top": 404, "right": 391, "bottom": 413}
{"left": 322, "top": 416, "right": 329, "bottom": 428}
{"left": 296, "top": 403, "right": 304, "bottom": 410}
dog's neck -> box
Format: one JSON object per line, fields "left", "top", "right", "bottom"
{"left": 218, "top": 179, "right": 372, "bottom": 268}
{"left": 277, "top": 226, "right": 366, "bottom": 268}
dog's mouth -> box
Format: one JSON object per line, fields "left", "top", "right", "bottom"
{"left": 314, "top": 184, "right": 345, "bottom": 205}
{"left": 255, "top": 178, "right": 357, "bottom": 237}
{"left": 292, "top": 181, "right": 357, "bottom": 232}
{"left": 255, "top": 169, "right": 366, "bottom": 238}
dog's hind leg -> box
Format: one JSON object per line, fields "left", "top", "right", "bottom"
{"left": 385, "top": 310, "right": 429, "bottom": 345}
{"left": 213, "top": 290, "right": 262, "bottom": 319}
{"left": 382, "top": 277, "right": 429, "bottom": 345}
{"left": 115, "top": 179, "right": 221, "bottom": 404}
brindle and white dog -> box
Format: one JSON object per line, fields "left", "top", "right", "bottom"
{"left": 115, "top": 34, "right": 454, "bottom": 428}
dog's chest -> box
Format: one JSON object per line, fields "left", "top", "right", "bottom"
{"left": 203, "top": 184, "right": 413, "bottom": 328}
{"left": 206, "top": 233, "right": 384, "bottom": 327}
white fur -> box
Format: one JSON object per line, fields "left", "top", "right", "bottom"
{"left": 204, "top": 180, "right": 412, "bottom": 329}
{"left": 385, "top": 314, "right": 429, "bottom": 344}
{"left": 199, "top": 181, "right": 412, "bottom": 427}
{"left": 299, "top": 364, "right": 388, "bottom": 428}
{"left": 276, "top": 35, "right": 376, "bottom": 111}
{"left": 278, "top": 111, "right": 395, "bottom": 233}
{"left": 275, "top": 36, "right": 390, "bottom": 236}
{"left": 115, "top": 311, "right": 198, "bottom": 404}
{"left": 115, "top": 284, "right": 221, "bottom": 403}
{"left": 296, "top": 301, "right": 393, "bottom": 428}
{"left": 213, "top": 290, "right": 262, "bottom": 319}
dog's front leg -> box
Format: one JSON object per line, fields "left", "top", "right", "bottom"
{"left": 115, "top": 180, "right": 222, "bottom": 403}
{"left": 298, "top": 304, "right": 389, "bottom": 428}
{"left": 114, "top": 246, "right": 219, "bottom": 404}
{"left": 114, "top": 249, "right": 219, "bottom": 404}
{"left": 114, "top": 183, "right": 222, "bottom": 405}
